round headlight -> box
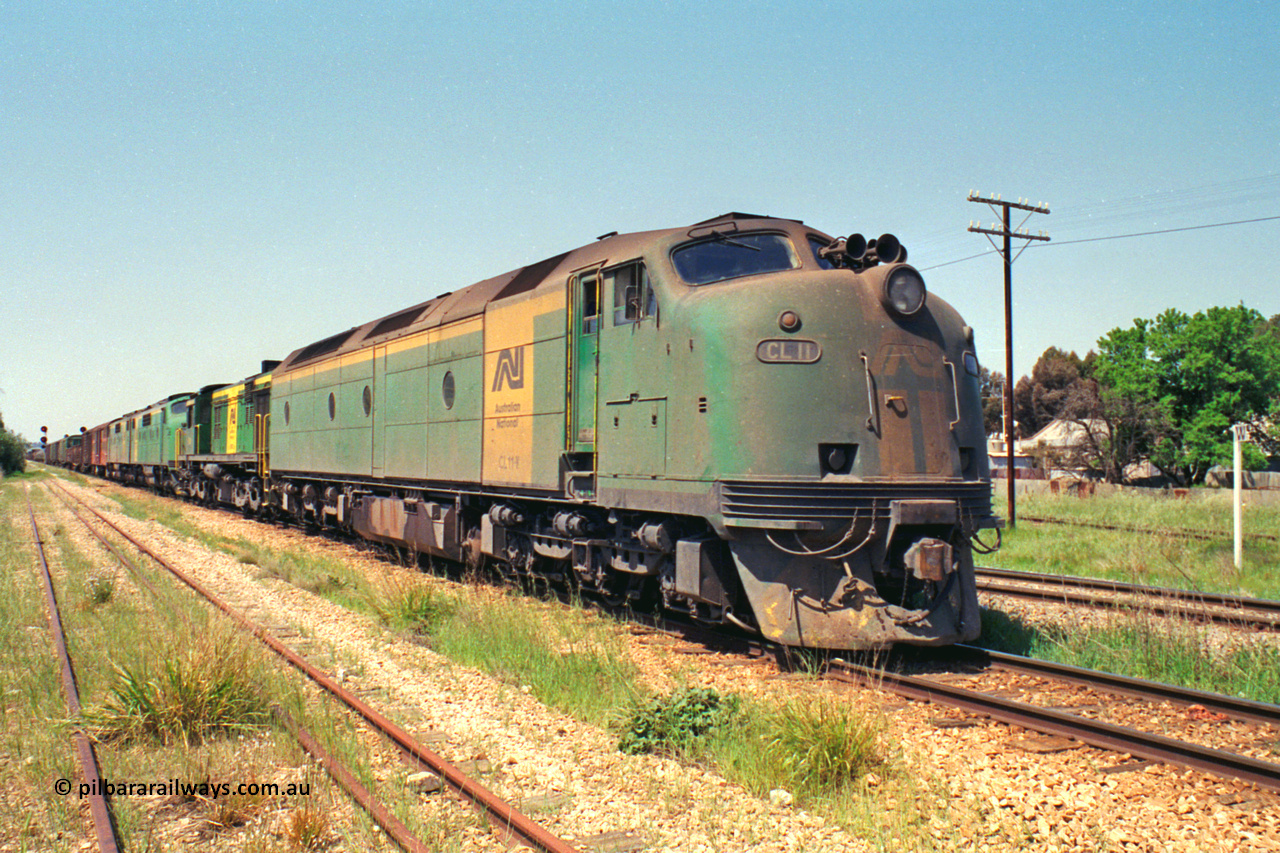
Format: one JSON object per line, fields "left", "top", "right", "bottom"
{"left": 883, "top": 267, "right": 926, "bottom": 316}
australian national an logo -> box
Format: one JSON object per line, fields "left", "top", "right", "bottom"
{"left": 491, "top": 347, "right": 526, "bottom": 392}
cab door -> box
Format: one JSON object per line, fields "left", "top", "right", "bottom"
{"left": 569, "top": 269, "right": 600, "bottom": 453}
{"left": 596, "top": 261, "right": 666, "bottom": 476}
{"left": 564, "top": 269, "right": 602, "bottom": 499}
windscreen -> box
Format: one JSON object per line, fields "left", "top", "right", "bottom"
{"left": 671, "top": 232, "right": 800, "bottom": 285}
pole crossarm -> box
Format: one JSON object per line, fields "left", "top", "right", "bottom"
{"left": 967, "top": 225, "right": 1051, "bottom": 241}
{"left": 966, "top": 192, "right": 1051, "bottom": 214}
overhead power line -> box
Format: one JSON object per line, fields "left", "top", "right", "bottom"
{"left": 920, "top": 212, "right": 1280, "bottom": 271}
{"left": 1046, "top": 213, "right": 1280, "bottom": 246}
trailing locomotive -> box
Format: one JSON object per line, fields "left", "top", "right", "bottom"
{"left": 57, "top": 213, "right": 999, "bottom": 649}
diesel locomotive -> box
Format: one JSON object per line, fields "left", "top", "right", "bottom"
{"left": 55, "top": 212, "right": 999, "bottom": 649}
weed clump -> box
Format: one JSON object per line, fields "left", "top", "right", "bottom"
{"left": 760, "top": 694, "right": 884, "bottom": 793}
{"left": 369, "top": 574, "right": 456, "bottom": 634}
{"left": 84, "top": 574, "right": 115, "bottom": 607}
{"left": 619, "top": 687, "right": 739, "bottom": 756}
{"left": 621, "top": 688, "right": 887, "bottom": 804}
{"left": 83, "top": 626, "right": 269, "bottom": 746}
{"left": 283, "top": 807, "right": 330, "bottom": 850}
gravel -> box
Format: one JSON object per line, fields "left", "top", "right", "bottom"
{"left": 45, "top": 477, "right": 1280, "bottom": 851}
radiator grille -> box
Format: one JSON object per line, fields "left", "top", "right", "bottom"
{"left": 720, "top": 479, "right": 993, "bottom": 522}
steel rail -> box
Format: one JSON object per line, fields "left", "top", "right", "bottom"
{"left": 26, "top": 496, "right": 121, "bottom": 853}
{"left": 48, "top": 485, "right": 437, "bottom": 852}
{"left": 271, "top": 706, "right": 432, "bottom": 853}
{"left": 46, "top": 489, "right": 166, "bottom": 600}
{"left": 944, "top": 645, "right": 1280, "bottom": 727}
{"left": 827, "top": 659, "right": 1280, "bottom": 793}
{"left": 1018, "top": 513, "right": 1279, "bottom": 543}
{"left": 52, "top": 482, "right": 580, "bottom": 853}
{"left": 975, "top": 566, "right": 1280, "bottom": 630}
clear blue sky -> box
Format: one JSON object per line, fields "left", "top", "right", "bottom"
{"left": 3, "top": 1, "right": 1277, "bottom": 441}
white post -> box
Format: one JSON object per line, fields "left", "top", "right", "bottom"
{"left": 1233, "top": 424, "right": 1245, "bottom": 570}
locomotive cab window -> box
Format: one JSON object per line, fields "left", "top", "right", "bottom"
{"left": 607, "top": 261, "right": 656, "bottom": 325}
{"left": 808, "top": 236, "right": 836, "bottom": 270}
{"left": 671, "top": 232, "right": 800, "bottom": 285}
{"left": 579, "top": 271, "right": 600, "bottom": 334}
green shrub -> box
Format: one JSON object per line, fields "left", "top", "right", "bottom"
{"left": 619, "top": 687, "right": 740, "bottom": 756}
{"left": 0, "top": 429, "right": 26, "bottom": 476}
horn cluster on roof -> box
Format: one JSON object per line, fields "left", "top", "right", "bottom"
{"left": 817, "top": 233, "right": 906, "bottom": 270}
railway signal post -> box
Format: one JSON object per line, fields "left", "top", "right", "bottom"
{"left": 967, "top": 192, "right": 1050, "bottom": 529}
{"left": 1233, "top": 423, "right": 1249, "bottom": 569}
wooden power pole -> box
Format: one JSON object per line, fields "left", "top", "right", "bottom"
{"left": 967, "top": 192, "right": 1050, "bottom": 529}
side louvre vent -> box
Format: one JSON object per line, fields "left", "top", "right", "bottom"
{"left": 720, "top": 480, "right": 992, "bottom": 522}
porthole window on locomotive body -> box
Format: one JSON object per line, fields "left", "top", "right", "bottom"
{"left": 328, "top": 393, "right": 336, "bottom": 420}
{"left": 362, "top": 385, "right": 372, "bottom": 416}
{"left": 284, "top": 402, "right": 290, "bottom": 425}
{"left": 442, "top": 371, "right": 455, "bottom": 409}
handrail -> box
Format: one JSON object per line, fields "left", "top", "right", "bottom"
{"left": 859, "top": 351, "right": 878, "bottom": 433}
{"left": 943, "top": 358, "right": 961, "bottom": 430}
{"left": 256, "top": 413, "right": 271, "bottom": 476}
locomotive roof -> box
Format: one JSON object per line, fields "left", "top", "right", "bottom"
{"left": 275, "top": 213, "right": 814, "bottom": 373}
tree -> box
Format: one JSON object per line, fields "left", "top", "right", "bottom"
{"left": 978, "top": 366, "right": 1004, "bottom": 437}
{"left": 1057, "top": 378, "right": 1173, "bottom": 483}
{"left": 1013, "top": 347, "right": 1090, "bottom": 438}
{"left": 0, "top": 411, "right": 25, "bottom": 476}
{"left": 1090, "top": 305, "right": 1280, "bottom": 484}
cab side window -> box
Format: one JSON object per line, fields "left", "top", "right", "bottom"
{"left": 607, "top": 261, "right": 656, "bottom": 325}
{"left": 580, "top": 270, "right": 600, "bottom": 334}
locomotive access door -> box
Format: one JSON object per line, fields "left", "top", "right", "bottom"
{"left": 568, "top": 269, "right": 600, "bottom": 455}
{"left": 870, "top": 343, "right": 957, "bottom": 476}
{"left": 371, "top": 344, "right": 386, "bottom": 478}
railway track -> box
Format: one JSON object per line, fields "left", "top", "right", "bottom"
{"left": 826, "top": 650, "right": 1280, "bottom": 794}
{"left": 1018, "top": 512, "right": 1280, "bottom": 543}
{"left": 42, "top": 481, "right": 580, "bottom": 853}
{"left": 975, "top": 565, "right": 1280, "bottom": 630}
{"left": 26, "top": 495, "right": 120, "bottom": 853}
{"left": 38, "top": 472, "right": 1280, "bottom": 820}
{"left": 619, "top": 605, "right": 1280, "bottom": 796}
{"left": 620, "top": 595, "right": 1280, "bottom": 797}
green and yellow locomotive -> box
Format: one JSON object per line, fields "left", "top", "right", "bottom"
{"left": 57, "top": 212, "right": 998, "bottom": 650}
{"left": 259, "top": 212, "right": 997, "bottom": 649}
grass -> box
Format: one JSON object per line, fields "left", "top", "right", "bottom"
{"left": 427, "top": 588, "right": 640, "bottom": 725}
{"left": 619, "top": 686, "right": 887, "bottom": 805}
{"left": 987, "top": 485, "right": 1280, "bottom": 598}
{"left": 82, "top": 623, "right": 271, "bottom": 746}
{"left": 284, "top": 806, "right": 331, "bottom": 850}
{"left": 977, "top": 605, "right": 1280, "bottom": 703}
{"left": 0, "top": 484, "right": 83, "bottom": 848}
{"left": 10, "top": 477, "right": 469, "bottom": 851}
{"left": 368, "top": 572, "right": 457, "bottom": 634}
